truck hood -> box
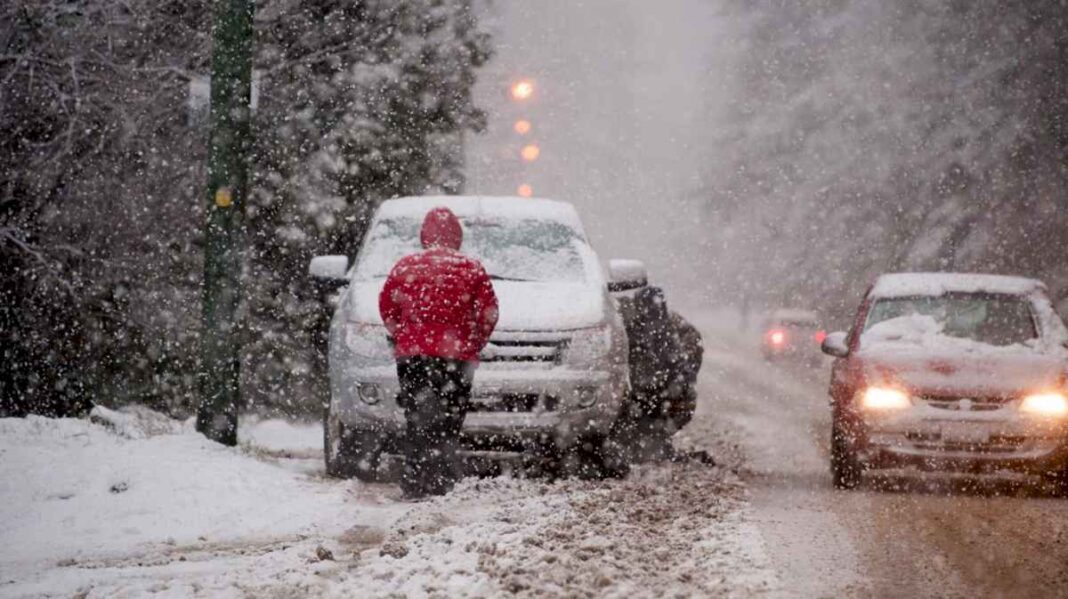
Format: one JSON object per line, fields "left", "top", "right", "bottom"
{"left": 856, "top": 346, "right": 1067, "bottom": 398}
{"left": 348, "top": 280, "right": 606, "bottom": 331}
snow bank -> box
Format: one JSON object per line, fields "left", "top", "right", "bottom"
{"left": 239, "top": 416, "right": 323, "bottom": 454}
{"left": 1, "top": 406, "right": 773, "bottom": 597}
{"left": 0, "top": 413, "right": 351, "bottom": 569}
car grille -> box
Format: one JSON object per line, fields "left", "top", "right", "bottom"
{"left": 905, "top": 432, "right": 1031, "bottom": 454}
{"left": 480, "top": 332, "right": 569, "bottom": 364}
{"left": 919, "top": 395, "right": 1011, "bottom": 412}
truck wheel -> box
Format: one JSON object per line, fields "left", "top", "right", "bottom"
{"left": 831, "top": 418, "right": 862, "bottom": 490}
{"left": 324, "top": 407, "right": 383, "bottom": 481}
{"left": 565, "top": 434, "right": 630, "bottom": 480}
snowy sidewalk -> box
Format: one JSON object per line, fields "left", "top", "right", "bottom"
{"left": 0, "top": 407, "right": 776, "bottom": 598}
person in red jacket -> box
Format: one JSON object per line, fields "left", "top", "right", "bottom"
{"left": 379, "top": 206, "right": 498, "bottom": 497}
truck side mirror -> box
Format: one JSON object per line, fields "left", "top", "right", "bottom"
{"left": 308, "top": 255, "right": 349, "bottom": 291}
{"left": 607, "top": 259, "right": 647, "bottom": 292}
{"left": 821, "top": 331, "right": 849, "bottom": 358}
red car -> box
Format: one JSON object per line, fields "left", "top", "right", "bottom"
{"left": 822, "top": 273, "right": 1068, "bottom": 489}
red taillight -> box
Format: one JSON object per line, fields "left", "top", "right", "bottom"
{"left": 815, "top": 330, "right": 827, "bottom": 344}
{"left": 768, "top": 329, "right": 786, "bottom": 346}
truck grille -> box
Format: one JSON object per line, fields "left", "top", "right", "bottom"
{"left": 480, "top": 332, "right": 569, "bottom": 363}
{"left": 468, "top": 393, "right": 558, "bottom": 413}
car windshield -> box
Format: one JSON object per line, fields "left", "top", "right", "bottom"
{"left": 354, "top": 216, "right": 588, "bottom": 282}
{"left": 862, "top": 293, "right": 1038, "bottom": 347}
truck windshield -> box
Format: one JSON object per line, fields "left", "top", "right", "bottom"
{"left": 863, "top": 293, "right": 1038, "bottom": 347}
{"left": 354, "top": 217, "right": 588, "bottom": 283}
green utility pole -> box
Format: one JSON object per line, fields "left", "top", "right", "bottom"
{"left": 196, "top": 0, "right": 254, "bottom": 446}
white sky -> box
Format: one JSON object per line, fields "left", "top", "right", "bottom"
{"left": 466, "top": 0, "right": 739, "bottom": 300}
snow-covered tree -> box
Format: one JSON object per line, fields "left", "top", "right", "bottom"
{"left": 703, "top": 0, "right": 1068, "bottom": 319}
{"left": 1, "top": 0, "right": 491, "bottom": 416}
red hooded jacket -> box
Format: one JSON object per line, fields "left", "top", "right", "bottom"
{"left": 378, "top": 207, "right": 499, "bottom": 361}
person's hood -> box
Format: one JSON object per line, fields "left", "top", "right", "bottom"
{"left": 350, "top": 280, "right": 605, "bottom": 331}
{"left": 856, "top": 345, "right": 1067, "bottom": 397}
{"left": 420, "top": 206, "right": 462, "bottom": 250}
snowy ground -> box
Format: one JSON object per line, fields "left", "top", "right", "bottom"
{"left": 10, "top": 311, "right": 1068, "bottom": 598}
{"left": 0, "top": 333, "right": 776, "bottom": 598}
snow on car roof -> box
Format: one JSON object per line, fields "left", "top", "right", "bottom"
{"left": 376, "top": 195, "right": 586, "bottom": 236}
{"left": 871, "top": 272, "right": 1045, "bottom": 298}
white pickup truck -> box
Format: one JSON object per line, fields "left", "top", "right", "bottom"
{"left": 310, "top": 196, "right": 646, "bottom": 480}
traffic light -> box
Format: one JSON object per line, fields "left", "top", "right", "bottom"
{"left": 517, "top": 183, "right": 533, "bottom": 198}
{"left": 514, "top": 119, "right": 532, "bottom": 135}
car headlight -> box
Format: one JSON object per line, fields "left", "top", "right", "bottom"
{"left": 860, "top": 387, "right": 911, "bottom": 410}
{"left": 1020, "top": 393, "right": 1068, "bottom": 417}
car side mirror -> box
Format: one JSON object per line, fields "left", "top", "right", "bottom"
{"left": 308, "top": 255, "right": 349, "bottom": 290}
{"left": 607, "top": 259, "right": 647, "bottom": 292}
{"left": 821, "top": 331, "right": 849, "bottom": 358}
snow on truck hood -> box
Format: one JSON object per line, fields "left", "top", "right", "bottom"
{"left": 349, "top": 280, "right": 605, "bottom": 331}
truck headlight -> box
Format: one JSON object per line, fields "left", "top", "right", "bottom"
{"left": 564, "top": 324, "right": 613, "bottom": 368}
{"left": 860, "top": 387, "right": 911, "bottom": 411}
{"left": 343, "top": 322, "right": 393, "bottom": 366}
{"left": 1020, "top": 393, "right": 1068, "bottom": 417}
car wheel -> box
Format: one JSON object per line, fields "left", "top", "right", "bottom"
{"left": 830, "top": 417, "right": 862, "bottom": 490}
{"left": 564, "top": 434, "right": 630, "bottom": 480}
{"left": 324, "top": 406, "right": 383, "bottom": 481}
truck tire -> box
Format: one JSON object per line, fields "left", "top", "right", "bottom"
{"left": 564, "top": 434, "right": 630, "bottom": 480}
{"left": 324, "top": 407, "right": 383, "bottom": 482}
{"left": 831, "top": 418, "right": 862, "bottom": 490}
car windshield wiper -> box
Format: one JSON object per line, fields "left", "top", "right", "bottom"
{"left": 489, "top": 274, "right": 533, "bottom": 282}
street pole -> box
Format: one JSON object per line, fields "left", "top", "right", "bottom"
{"left": 196, "top": 0, "right": 254, "bottom": 446}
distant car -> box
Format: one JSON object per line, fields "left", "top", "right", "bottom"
{"left": 822, "top": 272, "right": 1068, "bottom": 490}
{"left": 761, "top": 309, "right": 825, "bottom": 363}
{"left": 309, "top": 196, "right": 635, "bottom": 481}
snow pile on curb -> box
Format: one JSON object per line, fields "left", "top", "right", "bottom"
{"left": 0, "top": 412, "right": 355, "bottom": 570}
{"left": 238, "top": 416, "right": 324, "bottom": 454}
{"left": 0, "top": 408, "right": 777, "bottom": 598}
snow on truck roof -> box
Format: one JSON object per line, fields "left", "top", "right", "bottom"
{"left": 871, "top": 272, "right": 1046, "bottom": 298}
{"left": 376, "top": 196, "right": 586, "bottom": 236}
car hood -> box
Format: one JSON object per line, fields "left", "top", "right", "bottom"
{"left": 856, "top": 346, "right": 1067, "bottom": 397}
{"left": 348, "top": 280, "right": 606, "bottom": 331}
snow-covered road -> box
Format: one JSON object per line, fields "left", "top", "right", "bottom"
{"left": 8, "top": 313, "right": 1068, "bottom": 598}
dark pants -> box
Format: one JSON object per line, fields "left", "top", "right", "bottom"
{"left": 396, "top": 356, "right": 473, "bottom": 497}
